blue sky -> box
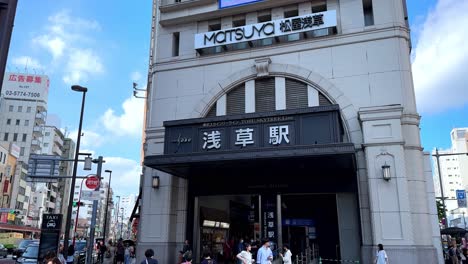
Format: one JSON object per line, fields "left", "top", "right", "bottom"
{"left": 5, "top": 0, "right": 468, "bottom": 197}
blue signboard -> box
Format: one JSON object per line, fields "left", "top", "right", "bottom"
{"left": 219, "top": 0, "right": 263, "bottom": 9}
{"left": 457, "top": 190, "right": 467, "bottom": 208}
{"left": 282, "top": 218, "right": 315, "bottom": 227}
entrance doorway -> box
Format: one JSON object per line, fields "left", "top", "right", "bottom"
{"left": 281, "top": 194, "right": 340, "bottom": 261}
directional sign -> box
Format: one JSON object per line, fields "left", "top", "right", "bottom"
{"left": 85, "top": 176, "right": 100, "bottom": 189}
{"left": 81, "top": 190, "right": 101, "bottom": 201}
{"left": 457, "top": 190, "right": 467, "bottom": 208}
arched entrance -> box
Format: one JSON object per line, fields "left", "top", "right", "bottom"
{"left": 145, "top": 64, "right": 365, "bottom": 263}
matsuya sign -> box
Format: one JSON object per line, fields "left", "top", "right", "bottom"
{"left": 194, "top": 10, "right": 337, "bottom": 49}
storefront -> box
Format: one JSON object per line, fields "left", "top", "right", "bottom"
{"left": 146, "top": 105, "right": 360, "bottom": 262}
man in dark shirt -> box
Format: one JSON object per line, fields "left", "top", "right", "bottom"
{"left": 140, "top": 249, "right": 158, "bottom": 264}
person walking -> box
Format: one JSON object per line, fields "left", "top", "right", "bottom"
{"left": 140, "top": 249, "right": 158, "bottom": 264}
{"left": 256, "top": 239, "right": 273, "bottom": 264}
{"left": 374, "top": 244, "right": 388, "bottom": 264}
{"left": 66, "top": 245, "right": 74, "bottom": 264}
{"left": 125, "top": 244, "right": 131, "bottom": 264}
{"left": 103, "top": 240, "right": 115, "bottom": 264}
{"left": 116, "top": 239, "right": 125, "bottom": 264}
{"left": 279, "top": 244, "right": 292, "bottom": 264}
{"left": 449, "top": 239, "right": 461, "bottom": 264}
{"left": 201, "top": 252, "right": 217, "bottom": 264}
{"left": 237, "top": 243, "right": 253, "bottom": 264}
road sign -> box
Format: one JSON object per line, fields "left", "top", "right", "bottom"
{"left": 85, "top": 176, "right": 100, "bottom": 189}
{"left": 81, "top": 190, "right": 101, "bottom": 201}
{"left": 457, "top": 190, "right": 467, "bottom": 208}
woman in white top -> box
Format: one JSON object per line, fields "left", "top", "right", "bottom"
{"left": 375, "top": 244, "right": 388, "bottom": 264}
{"left": 236, "top": 243, "right": 254, "bottom": 264}
{"left": 279, "top": 244, "right": 292, "bottom": 264}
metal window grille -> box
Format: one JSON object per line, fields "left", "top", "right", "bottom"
{"left": 286, "top": 78, "right": 308, "bottom": 109}
{"left": 255, "top": 78, "right": 275, "bottom": 112}
{"left": 227, "top": 85, "right": 245, "bottom": 115}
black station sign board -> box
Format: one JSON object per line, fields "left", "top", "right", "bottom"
{"left": 163, "top": 105, "right": 343, "bottom": 156}
{"left": 38, "top": 214, "right": 62, "bottom": 263}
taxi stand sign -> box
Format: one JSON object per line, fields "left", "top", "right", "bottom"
{"left": 457, "top": 190, "right": 467, "bottom": 208}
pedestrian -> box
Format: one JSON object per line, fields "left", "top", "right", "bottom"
{"left": 100, "top": 241, "right": 108, "bottom": 263}
{"left": 279, "top": 244, "right": 292, "bottom": 264}
{"left": 237, "top": 239, "right": 245, "bottom": 255}
{"left": 462, "top": 248, "right": 467, "bottom": 264}
{"left": 47, "top": 257, "right": 63, "bottom": 264}
{"left": 182, "top": 256, "right": 193, "bottom": 264}
{"left": 58, "top": 244, "right": 66, "bottom": 264}
{"left": 256, "top": 239, "right": 273, "bottom": 264}
{"left": 179, "top": 240, "right": 192, "bottom": 263}
{"left": 103, "top": 240, "right": 115, "bottom": 264}
{"left": 116, "top": 239, "right": 126, "bottom": 264}
{"left": 140, "top": 249, "right": 158, "bottom": 264}
{"left": 237, "top": 243, "right": 253, "bottom": 264}
{"left": 374, "top": 244, "right": 388, "bottom": 264}
{"left": 201, "top": 252, "right": 217, "bottom": 264}
{"left": 125, "top": 244, "right": 131, "bottom": 264}
{"left": 66, "top": 245, "right": 74, "bottom": 264}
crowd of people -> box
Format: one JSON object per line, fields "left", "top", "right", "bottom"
{"left": 97, "top": 238, "right": 136, "bottom": 264}
{"left": 447, "top": 238, "right": 468, "bottom": 264}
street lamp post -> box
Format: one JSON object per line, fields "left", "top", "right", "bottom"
{"left": 102, "top": 170, "right": 112, "bottom": 245}
{"left": 120, "top": 207, "right": 124, "bottom": 239}
{"left": 434, "top": 149, "right": 468, "bottom": 227}
{"left": 63, "top": 85, "right": 87, "bottom": 259}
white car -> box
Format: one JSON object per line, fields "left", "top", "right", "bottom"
{"left": 46, "top": 220, "right": 56, "bottom": 228}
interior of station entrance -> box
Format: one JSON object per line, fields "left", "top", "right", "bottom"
{"left": 196, "top": 194, "right": 342, "bottom": 263}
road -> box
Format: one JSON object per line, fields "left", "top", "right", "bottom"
{"left": 0, "top": 256, "right": 14, "bottom": 264}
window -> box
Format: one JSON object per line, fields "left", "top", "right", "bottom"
{"left": 22, "top": 134, "right": 27, "bottom": 142}
{"left": 284, "top": 9, "right": 300, "bottom": 42}
{"left": 18, "top": 106, "right": 22, "bottom": 112}
{"left": 172, "top": 32, "right": 180, "bottom": 57}
{"left": 45, "top": 132, "right": 50, "bottom": 136}
{"left": 312, "top": 3, "right": 327, "bottom": 13}
{"left": 13, "top": 133, "right": 18, "bottom": 141}
{"left": 3, "top": 133, "right": 8, "bottom": 141}
{"left": 6, "top": 119, "right": 10, "bottom": 125}
{"left": 44, "top": 143, "right": 49, "bottom": 147}
{"left": 226, "top": 85, "right": 245, "bottom": 115}
{"left": 255, "top": 78, "right": 276, "bottom": 112}
{"left": 15, "top": 119, "right": 20, "bottom": 125}
{"left": 24, "top": 120, "right": 29, "bottom": 126}
{"left": 20, "top": 147, "right": 24, "bottom": 156}
{"left": 363, "top": 0, "right": 374, "bottom": 26}
{"left": 26, "top": 107, "right": 31, "bottom": 113}
{"left": 8, "top": 106, "right": 13, "bottom": 112}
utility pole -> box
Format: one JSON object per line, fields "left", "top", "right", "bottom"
{"left": 120, "top": 208, "right": 124, "bottom": 239}
{"left": 86, "top": 156, "right": 104, "bottom": 264}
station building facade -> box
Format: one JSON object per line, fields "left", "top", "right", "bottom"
{"left": 139, "top": 0, "right": 442, "bottom": 263}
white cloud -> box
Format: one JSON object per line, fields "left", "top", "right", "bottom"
{"left": 131, "top": 71, "right": 142, "bottom": 82}
{"left": 412, "top": 0, "right": 468, "bottom": 113}
{"left": 63, "top": 48, "right": 104, "bottom": 85}
{"left": 68, "top": 129, "right": 106, "bottom": 149}
{"left": 100, "top": 96, "right": 145, "bottom": 137}
{"left": 32, "top": 9, "right": 104, "bottom": 84}
{"left": 101, "top": 157, "right": 141, "bottom": 197}
{"left": 11, "top": 56, "right": 44, "bottom": 70}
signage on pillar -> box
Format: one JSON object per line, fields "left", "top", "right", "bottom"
{"left": 457, "top": 190, "right": 467, "bottom": 208}
{"left": 261, "top": 195, "right": 277, "bottom": 250}
{"left": 38, "top": 214, "right": 62, "bottom": 263}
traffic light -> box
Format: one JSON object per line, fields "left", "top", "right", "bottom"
{"left": 72, "top": 201, "right": 84, "bottom": 207}
{"left": 9, "top": 210, "right": 20, "bottom": 215}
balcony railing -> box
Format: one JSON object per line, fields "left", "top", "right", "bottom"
{"left": 33, "top": 126, "right": 43, "bottom": 137}
{"left": 35, "top": 112, "right": 46, "bottom": 124}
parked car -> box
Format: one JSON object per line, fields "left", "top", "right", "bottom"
{"left": 13, "top": 239, "right": 38, "bottom": 259}
{"left": 0, "top": 244, "right": 8, "bottom": 258}
{"left": 15, "top": 243, "right": 39, "bottom": 263}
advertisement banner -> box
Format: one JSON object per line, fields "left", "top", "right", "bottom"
{"left": 219, "top": 0, "right": 262, "bottom": 9}
{"left": 0, "top": 213, "right": 7, "bottom": 223}
{"left": 2, "top": 72, "right": 49, "bottom": 103}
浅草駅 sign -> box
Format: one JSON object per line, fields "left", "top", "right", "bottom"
{"left": 194, "top": 10, "right": 336, "bottom": 49}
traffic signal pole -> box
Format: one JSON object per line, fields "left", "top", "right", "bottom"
{"left": 86, "top": 156, "right": 103, "bottom": 264}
